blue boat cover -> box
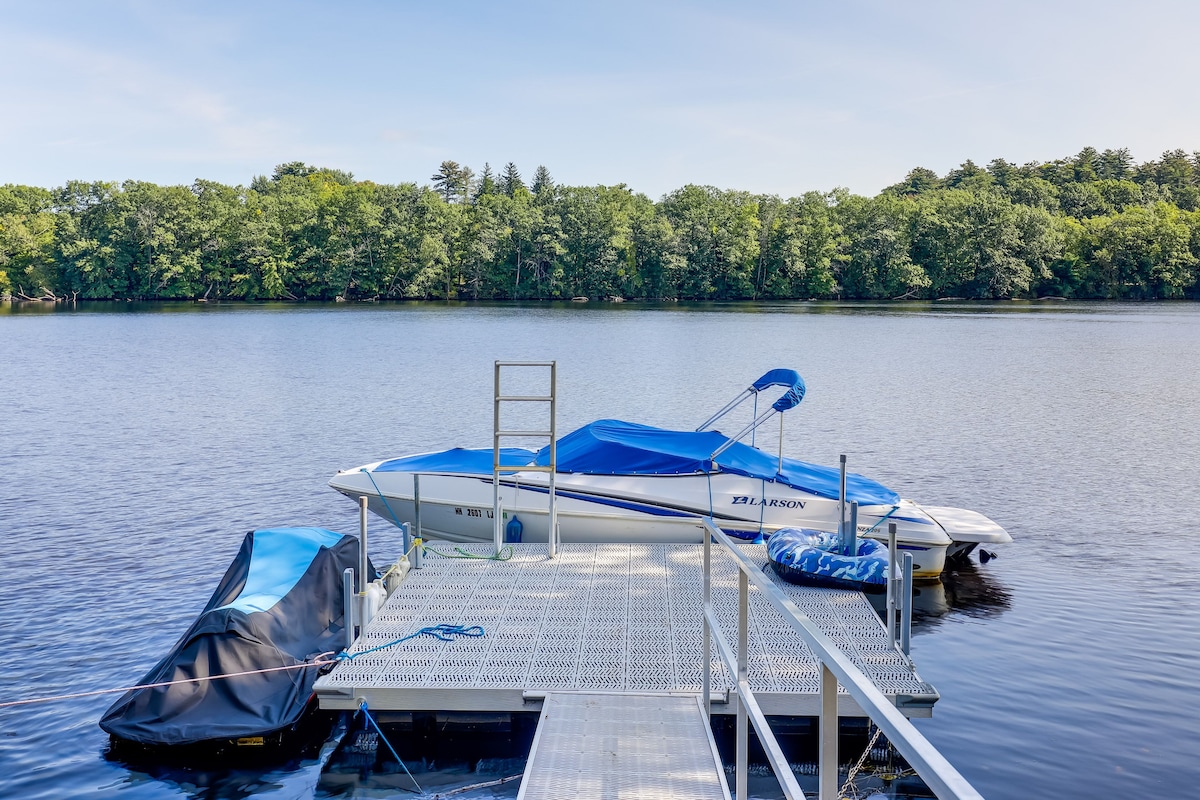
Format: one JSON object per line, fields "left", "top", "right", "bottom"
{"left": 365, "top": 419, "right": 898, "bottom": 507}
{"left": 375, "top": 447, "right": 538, "bottom": 475}
{"left": 533, "top": 420, "right": 900, "bottom": 506}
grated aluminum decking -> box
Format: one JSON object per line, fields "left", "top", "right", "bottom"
{"left": 516, "top": 692, "right": 730, "bottom": 800}
{"left": 314, "top": 543, "right": 938, "bottom": 717}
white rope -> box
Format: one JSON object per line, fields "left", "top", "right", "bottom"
{"left": 0, "top": 653, "right": 337, "bottom": 709}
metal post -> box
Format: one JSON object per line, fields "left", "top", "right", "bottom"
{"left": 847, "top": 501, "right": 859, "bottom": 557}
{"left": 819, "top": 662, "right": 838, "bottom": 800}
{"left": 838, "top": 454, "right": 847, "bottom": 542}
{"left": 359, "top": 496, "right": 369, "bottom": 594}
{"left": 736, "top": 569, "right": 749, "bottom": 800}
{"left": 342, "top": 568, "right": 356, "bottom": 649}
{"left": 901, "top": 553, "right": 914, "bottom": 656}
{"left": 702, "top": 524, "right": 712, "bottom": 717}
{"left": 402, "top": 522, "right": 412, "bottom": 563}
{"left": 548, "top": 361, "right": 558, "bottom": 559}
{"left": 413, "top": 474, "right": 422, "bottom": 542}
{"left": 887, "top": 522, "right": 898, "bottom": 647}
{"left": 413, "top": 538, "right": 423, "bottom": 569}
{"left": 777, "top": 411, "right": 785, "bottom": 475}
{"left": 494, "top": 361, "right": 502, "bottom": 554}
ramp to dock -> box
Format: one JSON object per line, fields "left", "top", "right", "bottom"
{"left": 517, "top": 692, "right": 729, "bottom": 800}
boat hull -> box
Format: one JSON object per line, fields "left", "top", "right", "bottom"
{"left": 329, "top": 468, "right": 964, "bottom": 579}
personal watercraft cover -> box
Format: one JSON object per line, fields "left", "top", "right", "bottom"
{"left": 535, "top": 420, "right": 900, "bottom": 506}
{"left": 100, "top": 527, "right": 368, "bottom": 746}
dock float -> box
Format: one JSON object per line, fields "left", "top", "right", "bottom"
{"left": 314, "top": 542, "right": 937, "bottom": 717}
{"left": 517, "top": 692, "right": 729, "bottom": 799}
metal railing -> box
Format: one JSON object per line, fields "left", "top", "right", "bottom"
{"left": 701, "top": 518, "right": 982, "bottom": 800}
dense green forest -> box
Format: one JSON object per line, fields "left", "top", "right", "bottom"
{"left": 3, "top": 147, "right": 1200, "bottom": 302}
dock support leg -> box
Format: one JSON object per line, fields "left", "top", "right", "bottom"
{"left": 820, "top": 661, "right": 838, "bottom": 800}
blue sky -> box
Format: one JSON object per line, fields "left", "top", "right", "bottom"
{"left": 3, "top": 0, "right": 1199, "bottom": 198}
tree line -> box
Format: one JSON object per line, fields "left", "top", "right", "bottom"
{"left": 3, "top": 148, "right": 1200, "bottom": 303}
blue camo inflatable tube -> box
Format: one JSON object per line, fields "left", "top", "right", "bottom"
{"left": 767, "top": 527, "right": 889, "bottom": 592}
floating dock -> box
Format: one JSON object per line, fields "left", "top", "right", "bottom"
{"left": 314, "top": 542, "right": 937, "bottom": 717}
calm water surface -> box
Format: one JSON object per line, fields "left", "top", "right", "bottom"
{"left": 1, "top": 301, "right": 1198, "bottom": 799}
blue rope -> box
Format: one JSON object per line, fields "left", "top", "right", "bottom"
{"left": 338, "top": 624, "right": 485, "bottom": 661}
{"left": 357, "top": 700, "right": 422, "bottom": 793}
{"left": 363, "top": 468, "right": 406, "bottom": 530}
{"left": 861, "top": 505, "right": 902, "bottom": 536}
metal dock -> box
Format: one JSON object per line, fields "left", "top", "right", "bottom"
{"left": 516, "top": 692, "right": 729, "bottom": 800}
{"left": 315, "top": 542, "right": 936, "bottom": 715}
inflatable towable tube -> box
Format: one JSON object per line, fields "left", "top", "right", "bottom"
{"left": 767, "top": 528, "right": 889, "bottom": 592}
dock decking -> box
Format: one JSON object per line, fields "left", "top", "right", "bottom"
{"left": 516, "top": 692, "right": 729, "bottom": 800}
{"left": 314, "top": 542, "right": 937, "bottom": 717}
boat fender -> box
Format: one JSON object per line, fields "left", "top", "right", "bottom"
{"left": 363, "top": 581, "right": 387, "bottom": 624}
{"left": 505, "top": 515, "right": 523, "bottom": 544}
{"left": 384, "top": 557, "right": 410, "bottom": 595}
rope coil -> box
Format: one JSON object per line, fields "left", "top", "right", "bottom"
{"left": 337, "top": 624, "right": 486, "bottom": 661}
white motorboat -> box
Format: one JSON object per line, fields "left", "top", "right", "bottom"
{"left": 329, "top": 370, "right": 1010, "bottom": 579}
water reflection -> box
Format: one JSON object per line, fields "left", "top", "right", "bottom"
{"left": 102, "top": 722, "right": 343, "bottom": 800}
{"left": 866, "top": 559, "right": 1012, "bottom": 632}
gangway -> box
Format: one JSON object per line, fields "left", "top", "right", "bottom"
{"left": 517, "top": 692, "right": 730, "bottom": 800}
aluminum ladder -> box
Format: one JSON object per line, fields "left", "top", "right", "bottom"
{"left": 493, "top": 361, "right": 558, "bottom": 556}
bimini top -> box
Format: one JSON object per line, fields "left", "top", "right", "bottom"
{"left": 534, "top": 419, "right": 900, "bottom": 506}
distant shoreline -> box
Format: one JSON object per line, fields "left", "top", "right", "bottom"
{"left": 4, "top": 295, "right": 1195, "bottom": 314}
{"left": 5, "top": 148, "right": 1200, "bottom": 303}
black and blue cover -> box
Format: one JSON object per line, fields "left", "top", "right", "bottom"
{"left": 100, "top": 527, "right": 366, "bottom": 746}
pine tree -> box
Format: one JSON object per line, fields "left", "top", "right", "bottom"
{"left": 501, "top": 162, "right": 525, "bottom": 196}
{"left": 475, "top": 163, "right": 498, "bottom": 199}
{"left": 531, "top": 165, "right": 554, "bottom": 197}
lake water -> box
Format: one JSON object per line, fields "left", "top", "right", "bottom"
{"left": 1, "top": 300, "right": 1198, "bottom": 799}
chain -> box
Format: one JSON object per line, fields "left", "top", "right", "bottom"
{"left": 839, "top": 723, "right": 884, "bottom": 798}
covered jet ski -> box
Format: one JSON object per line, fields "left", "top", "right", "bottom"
{"left": 101, "top": 526, "right": 370, "bottom": 749}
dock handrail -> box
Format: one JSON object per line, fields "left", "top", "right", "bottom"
{"left": 701, "top": 518, "right": 983, "bottom": 800}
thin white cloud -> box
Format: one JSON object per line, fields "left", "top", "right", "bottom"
{"left": 2, "top": 0, "right": 1200, "bottom": 196}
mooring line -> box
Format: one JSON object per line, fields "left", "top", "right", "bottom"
{"left": 358, "top": 700, "right": 423, "bottom": 794}
{"left": 0, "top": 654, "right": 338, "bottom": 710}
{"left": 3, "top": 620, "right": 489, "bottom": 709}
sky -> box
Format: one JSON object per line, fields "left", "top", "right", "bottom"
{"left": 3, "top": 0, "right": 1200, "bottom": 199}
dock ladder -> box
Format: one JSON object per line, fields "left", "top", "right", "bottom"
{"left": 493, "top": 361, "right": 558, "bottom": 556}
